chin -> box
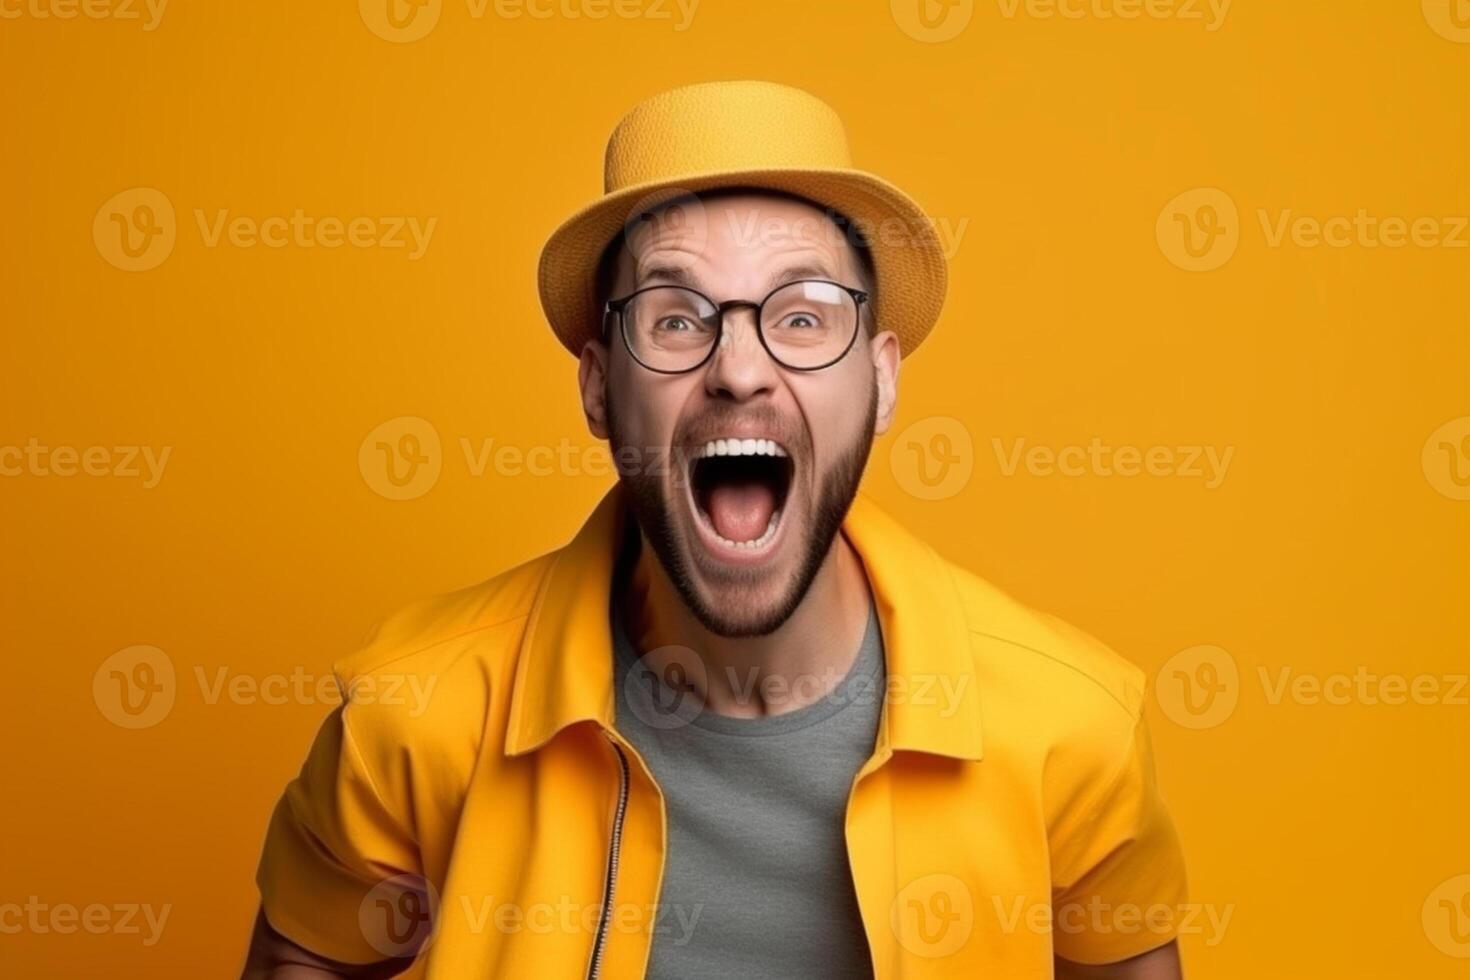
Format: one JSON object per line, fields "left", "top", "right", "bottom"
{"left": 677, "top": 549, "right": 810, "bottom": 638}
{"left": 611, "top": 387, "right": 877, "bottom": 639}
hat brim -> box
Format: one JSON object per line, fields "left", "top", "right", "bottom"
{"left": 537, "top": 167, "right": 948, "bottom": 359}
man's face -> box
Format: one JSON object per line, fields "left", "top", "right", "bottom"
{"left": 579, "top": 192, "right": 901, "bottom": 637}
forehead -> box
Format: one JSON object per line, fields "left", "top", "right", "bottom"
{"left": 614, "top": 191, "right": 859, "bottom": 289}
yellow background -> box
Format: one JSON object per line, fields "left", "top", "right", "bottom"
{"left": 2, "top": 0, "right": 1467, "bottom": 976}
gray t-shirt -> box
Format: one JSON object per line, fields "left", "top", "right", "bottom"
{"left": 611, "top": 600, "right": 884, "bottom": 980}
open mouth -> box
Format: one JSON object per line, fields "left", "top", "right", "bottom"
{"left": 688, "top": 438, "right": 793, "bottom": 553}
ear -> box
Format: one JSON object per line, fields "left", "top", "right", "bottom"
{"left": 870, "top": 329, "right": 901, "bottom": 435}
{"left": 578, "top": 338, "right": 611, "bottom": 439}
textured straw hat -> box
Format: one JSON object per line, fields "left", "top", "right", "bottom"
{"left": 537, "top": 80, "right": 948, "bottom": 359}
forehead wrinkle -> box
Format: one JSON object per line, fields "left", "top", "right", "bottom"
{"left": 736, "top": 221, "right": 853, "bottom": 289}
{"left": 629, "top": 240, "right": 705, "bottom": 290}
{"left": 621, "top": 210, "right": 859, "bottom": 296}
{"left": 724, "top": 224, "right": 848, "bottom": 282}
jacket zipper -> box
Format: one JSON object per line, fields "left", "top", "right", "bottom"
{"left": 844, "top": 742, "right": 892, "bottom": 980}
{"left": 586, "top": 733, "right": 630, "bottom": 980}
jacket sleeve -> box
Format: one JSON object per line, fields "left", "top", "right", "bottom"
{"left": 254, "top": 697, "right": 427, "bottom": 965}
{"left": 1049, "top": 711, "right": 1189, "bottom": 965}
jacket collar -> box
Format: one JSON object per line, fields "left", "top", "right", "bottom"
{"left": 504, "top": 485, "right": 983, "bottom": 762}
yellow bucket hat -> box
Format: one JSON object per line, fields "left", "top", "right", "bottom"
{"left": 537, "top": 80, "right": 948, "bottom": 359}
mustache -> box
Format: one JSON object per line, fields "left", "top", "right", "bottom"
{"left": 672, "top": 405, "right": 807, "bottom": 456}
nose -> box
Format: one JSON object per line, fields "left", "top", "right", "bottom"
{"left": 702, "top": 306, "right": 779, "bottom": 402}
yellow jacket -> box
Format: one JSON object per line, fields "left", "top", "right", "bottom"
{"left": 257, "top": 486, "right": 1186, "bottom": 977}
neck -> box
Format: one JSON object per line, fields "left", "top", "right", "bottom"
{"left": 621, "top": 528, "right": 872, "bottom": 719}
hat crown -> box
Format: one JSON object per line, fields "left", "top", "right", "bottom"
{"left": 603, "top": 81, "right": 853, "bottom": 192}
{"left": 540, "top": 80, "right": 948, "bottom": 361}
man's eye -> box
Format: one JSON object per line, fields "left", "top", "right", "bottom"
{"left": 657, "top": 316, "right": 696, "bottom": 332}
{"left": 779, "top": 312, "right": 822, "bottom": 329}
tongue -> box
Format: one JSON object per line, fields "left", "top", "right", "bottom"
{"left": 707, "top": 481, "right": 776, "bottom": 543}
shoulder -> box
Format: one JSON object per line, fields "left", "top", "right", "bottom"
{"left": 947, "top": 558, "right": 1146, "bottom": 719}
{"left": 338, "top": 550, "right": 555, "bottom": 683}
{"left": 937, "top": 556, "right": 1151, "bottom": 795}
{"left": 323, "top": 551, "right": 558, "bottom": 808}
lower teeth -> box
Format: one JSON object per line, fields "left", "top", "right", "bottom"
{"left": 713, "top": 509, "right": 781, "bottom": 550}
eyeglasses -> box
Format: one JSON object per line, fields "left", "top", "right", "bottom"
{"left": 604, "top": 278, "right": 869, "bottom": 374}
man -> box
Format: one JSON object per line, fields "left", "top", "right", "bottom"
{"left": 244, "top": 81, "right": 1187, "bottom": 979}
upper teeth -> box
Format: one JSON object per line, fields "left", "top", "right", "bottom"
{"left": 694, "top": 438, "right": 788, "bottom": 459}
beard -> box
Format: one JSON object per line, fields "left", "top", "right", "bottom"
{"left": 608, "top": 381, "right": 877, "bottom": 638}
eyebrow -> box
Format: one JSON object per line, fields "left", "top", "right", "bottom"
{"left": 634, "top": 262, "right": 840, "bottom": 294}
{"left": 765, "top": 263, "right": 837, "bottom": 291}
{"left": 636, "top": 264, "right": 700, "bottom": 289}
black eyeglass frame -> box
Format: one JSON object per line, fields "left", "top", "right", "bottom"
{"left": 603, "top": 278, "right": 870, "bottom": 375}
